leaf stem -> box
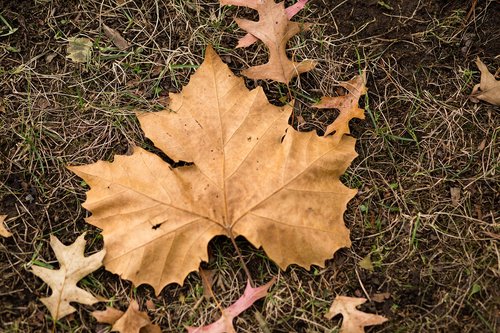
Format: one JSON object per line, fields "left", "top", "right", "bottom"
{"left": 227, "top": 229, "right": 254, "bottom": 288}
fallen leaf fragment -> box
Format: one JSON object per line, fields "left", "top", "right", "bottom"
{"left": 200, "top": 268, "right": 216, "bottom": 299}
{"left": 93, "top": 300, "right": 161, "bottom": 333}
{"left": 103, "top": 24, "right": 130, "bottom": 50}
{"left": 371, "top": 292, "right": 391, "bottom": 303}
{"left": 358, "top": 254, "right": 373, "bottom": 272}
{"left": 221, "top": 0, "right": 316, "bottom": 83}
{"left": 145, "top": 299, "right": 156, "bottom": 311}
{"left": 238, "top": 0, "right": 309, "bottom": 48}
{"left": 69, "top": 46, "right": 358, "bottom": 293}
{"left": 93, "top": 306, "right": 125, "bottom": 324}
{"left": 31, "top": 233, "right": 105, "bottom": 320}
{"left": 0, "top": 215, "right": 12, "bottom": 237}
{"left": 450, "top": 187, "right": 461, "bottom": 207}
{"left": 471, "top": 57, "right": 500, "bottom": 105}
{"left": 325, "top": 296, "right": 388, "bottom": 333}
{"left": 66, "top": 37, "right": 92, "bottom": 63}
{"left": 314, "top": 72, "right": 367, "bottom": 141}
{"left": 187, "top": 278, "right": 275, "bottom": 333}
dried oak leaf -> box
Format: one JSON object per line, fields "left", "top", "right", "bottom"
{"left": 31, "top": 233, "right": 105, "bottom": 320}
{"left": 220, "top": 0, "right": 316, "bottom": 83}
{"left": 187, "top": 279, "right": 275, "bottom": 333}
{"left": 325, "top": 296, "right": 388, "bottom": 333}
{"left": 93, "top": 300, "right": 161, "bottom": 333}
{"left": 471, "top": 57, "right": 500, "bottom": 106}
{"left": 68, "top": 46, "right": 360, "bottom": 294}
{"left": 0, "top": 215, "right": 12, "bottom": 237}
{"left": 238, "top": 0, "right": 309, "bottom": 48}
{"left": 313, "top": 72, "right": 367, "bottom": 141}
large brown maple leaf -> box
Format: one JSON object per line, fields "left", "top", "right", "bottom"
{"left": 69, "top": 46, "right": 363, "bottom": 294}
{"left": 220, "top": 0, "right": 316, "bottom": 83}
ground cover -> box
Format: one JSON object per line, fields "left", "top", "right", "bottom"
{"left": 0, "top": 0, "right": 498, "bottom": 332}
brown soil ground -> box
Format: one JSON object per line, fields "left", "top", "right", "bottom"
{"left": 1, "top": 0, "right": 499, "bottom": 332}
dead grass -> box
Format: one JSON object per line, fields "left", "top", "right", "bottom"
{"left": 1, "top": 0, "right": 499, "bottom": 332}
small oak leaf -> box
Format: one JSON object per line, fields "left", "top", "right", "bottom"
{"left": 31, "top": 233, "right": 105, "bottom": 320}
{"left": 187, "top": 278, "right": 275, "bottom": 333}
{"left": 220, "top": 0, "right": 316, "bottom": 83}
{"left": 325, "top": 296, "right": 388, "bottom": 333}
{"left": 314, "top": 72, "right": 367, "bottom": 141}
{"left": 237, "top": 0, "right": 309, "bottom": 48}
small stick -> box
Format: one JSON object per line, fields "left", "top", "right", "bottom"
{"left": 464, "top": 0, "right": 478, "bottom": 25}
{"left": 354, "top": 268, "right": 371, "bottom": 302}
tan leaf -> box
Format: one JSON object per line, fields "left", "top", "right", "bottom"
{"left": 68, "top": 46, "right": 361, "bottom": 294}
{"left": 93, "top": 307, "right": 125, "bottom": 324}
{"left": 325, "top": 296, "right": 388, "bottom": 333}
{"left": 471, "top": 57, "right": 500, "bottom": 105}
{"left": 0, "top": 215, "right": 12, "bottom": 238}
{"left": 93, "top": 300, "right": 161, "bottom": 333}
{"left": 187, "top": 279, "right": 275, "bottom": 332}
{"left": 103, "top": 24, "right": 130, "bottom": 50}
{"left": 112, "top": 301, "right": 160, "bottom": 333}
{"left": 31, "top": 233, "right": 105, "bottom": 320}
{"left": 238, "top": 0, "right": 309, "bottom": 48}
{"left": 66, "top": 37, "right": 92, "bottom": 63}
{"left": 220, "top": 0, "right": 316, "bottom": 83}
{"left": 314, "top": 72, "right": 367, "bottom": 140}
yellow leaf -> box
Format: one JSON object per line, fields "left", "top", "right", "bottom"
{"left": 69, "top": 46, "right": 364, "bottom": 294}
{"left": 31, "top": 233, "right": 105, "bottom": 320}
{"left": 358, "top": 254, "right": 373, "bottom": 272}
